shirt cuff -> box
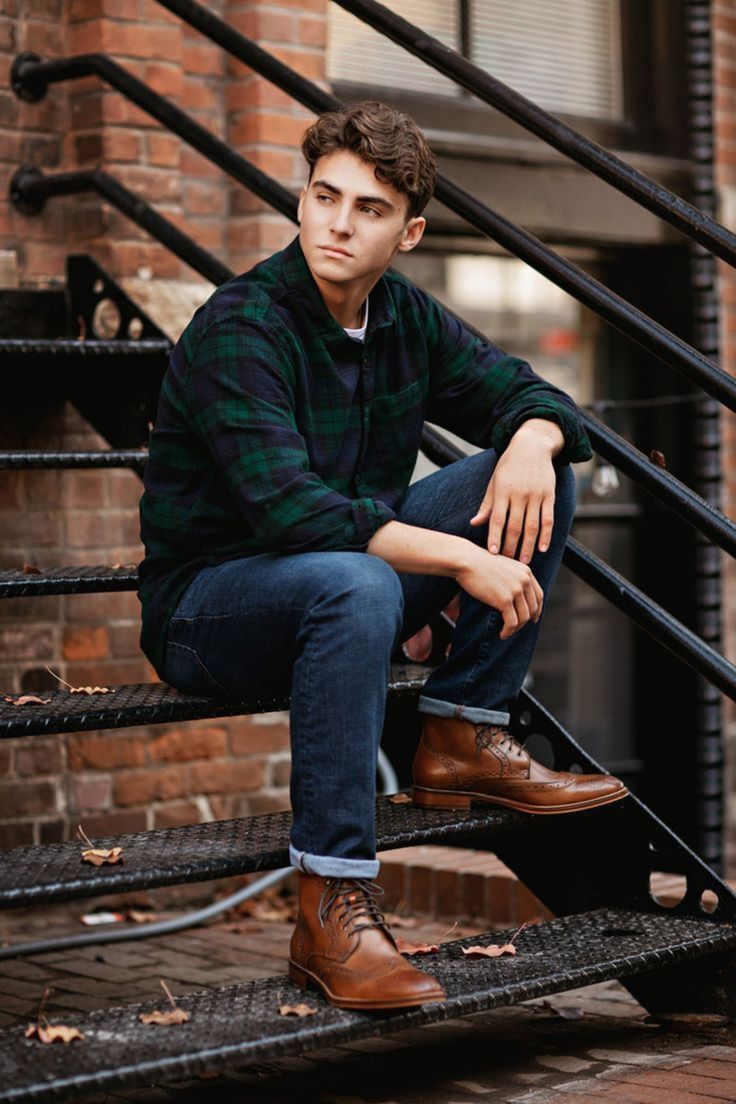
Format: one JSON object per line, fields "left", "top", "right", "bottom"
{"left": 345, "top": 497, "right": 397, "bottom": 547}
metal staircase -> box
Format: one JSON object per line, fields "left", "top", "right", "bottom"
{"left": 2, "top": 0, "right": 736, "bottom": 1099}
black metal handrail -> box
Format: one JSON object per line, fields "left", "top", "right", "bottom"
{"left": 332, "top": 0, "right": 736, "bottom": 271}
{"left": 0, "top": 451, "right": 148, "bottom": 470}
{"left": 10, "top": 166, "right": 232, "bottom": 286}
{"left": 14, "top": 43, "right": 736, "bottom": 414}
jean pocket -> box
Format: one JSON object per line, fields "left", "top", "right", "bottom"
{"left": 163, "top": 639, "right": 231, "bottom": 698}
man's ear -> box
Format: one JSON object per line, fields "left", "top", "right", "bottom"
{"left": 297, "top": 186, "right": 307, "bottom": 224}
{"left": 397, "top": 216, "right": 426, "bottom": 253}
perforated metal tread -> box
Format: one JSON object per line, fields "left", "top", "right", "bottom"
{"left": 0, "top": 907, "right": 733, "bottom": 1103}
{"left": 0, "top": 667, "right": 427, "bottom": 739}
{"left": 0, "top": 795, "right": 524, "bottom": 907}
{"left": 0, "top": 450, "right": 147, "bottom": 470}
{"left": 0, "top": 565, "right": 137, "bottom": 598}
{"left": 0, "top": 338, "right": 170, "bottom": 356}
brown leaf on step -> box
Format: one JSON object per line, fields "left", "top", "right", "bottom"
{"left": 139, "top": 1007, "right": 191, "bottom": 1026}
{"left": 3, "top": 694, "right": 51, "bottom": 705}
{"left": 126, "top": 909, "right": 158, "bottom": 923}
{"left": 389, "top": 792, "right": 412, "bottom": 804}
{"left": 110, "top": 563, "right": 137, "bottom": 571}
{"left": 69, "top": 686, "right": 114, "bottom": 695}
{"left": 540, "top": 999, "right": 584, "bottom": 1020}
{"left": 22, "top": 564, "right": 42, "bottom": 575}
{"left": 25, "top": 1021, "right": 85, "bottom": 1044}
{"left": 650, "top": 449, "right": 667, "bottom": 469}
{"left": 462, "top": 943, "right": 516, "bottom": 958}
{"left": 81, "top": 846, "right": 124, "bottom": 866}
{"left": 396, "top": 938, "right": 439, "bottom": 955}
{"left": 278, "top": 1003, "right": 317, "bottom": 1017}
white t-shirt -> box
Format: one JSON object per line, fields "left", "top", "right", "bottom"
{"left": 343, "top": 297, "right": 369, "bottom": 343}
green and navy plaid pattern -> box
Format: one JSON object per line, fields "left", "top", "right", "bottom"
{"left": 138, "top": 235, "right": 591, "bottom": 672}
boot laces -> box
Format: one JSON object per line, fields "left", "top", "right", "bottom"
{"left": 475, "top": 724, "right": 525, "bottom": 759}
{"left": 318, "top": 878, "right": 391, "bottom": 938}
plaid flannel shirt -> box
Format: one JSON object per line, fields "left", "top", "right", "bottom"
{"left": 138, "top": 235, "right": 591, "bottom": 673}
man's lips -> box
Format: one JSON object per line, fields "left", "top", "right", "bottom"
{"left": 319, "top": 245, "right": 352, "bottom": 257}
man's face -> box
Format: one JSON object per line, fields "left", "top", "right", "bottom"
{"left": 297, "top": 149, "right": 425, "bottom": 288}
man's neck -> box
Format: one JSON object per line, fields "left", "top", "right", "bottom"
{"left": 312, "top": 272, "right": 376, "bottom": 330}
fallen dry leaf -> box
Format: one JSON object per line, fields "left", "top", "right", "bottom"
{"left": 650, "top": 449, "right": 667, "bottom": 469}
{"left": 396, "top": 938, "right": 439, "bottom": 955}
{"left": 4, "top": 694, "right": 51, "bottom": 705}
{"left": 110, "top": 563, "right": 137, "bottom": 571}
{"left": 81, "top": 846, "right": 124, "bottom": 867}
{"left": 389, "top": 792, "right": 412, "bottom": 804}
{"left": 278, "top": 1003, "right": 317, "bottom": 1017}
{"left": 69, "top": 686, "right": 114, "bottom": 695}
{"left": 139, "top": 1008, "right": 190, "bottom": 1026}
{"left": 462, "top": 942, "right": 517, "bottom": 958}
{"left": 25, "top": 1021, "right": 85, "bottom": 1044}
{"left": 127, "top": 909, "right": 158, "bottom": 924}
{"left": 22, "top": 564, "right": 42, "bottom": 575}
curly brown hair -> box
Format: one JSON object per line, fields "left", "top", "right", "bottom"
{"left": 301, "top": 101, "right": 436, "bottom": 220}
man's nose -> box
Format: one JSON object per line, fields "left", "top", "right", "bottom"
{"left": 330, "top": 203, "right": 353, "bottom": 236}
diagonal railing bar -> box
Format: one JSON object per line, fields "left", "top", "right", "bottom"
{"left": 10, "top": 166, "right": 233, "bottom": 286}
{"left": 11, "top": 52, "right": 297, "bottom": 223}
{"left": 581, "top": 412, "right": 736, "bottom": 558}
{"left": 11, "top": 63, "right": 736, "bottom": 554}
{"left": 420, "top": 426, "right": 736, "bottom": 701}
{"left": 332, "top": 0, "right": 736, "bottom": 271}
{"left": 129, "top": 0, "right": 736, "bottom": 413}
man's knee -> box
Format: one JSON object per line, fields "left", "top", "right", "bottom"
{"left": 317, "top": 553, "right": 404, "bottom": 634}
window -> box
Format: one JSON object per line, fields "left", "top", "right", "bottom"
{"left": 327, "top": 0, "right": 624, "bottom": 120}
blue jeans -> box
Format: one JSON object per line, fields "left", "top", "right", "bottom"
{"left": 162, "top": 450, "right": 576, "bottom": 879}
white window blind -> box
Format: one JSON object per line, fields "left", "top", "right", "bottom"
{"left": 327, "top": 0, "right": 461, "bottom": 96}
{"left": 327, "top": 1, "right": 623, "bottom": 120}
{"left": 471, "top": 0, "right": 623, "bottom": 120}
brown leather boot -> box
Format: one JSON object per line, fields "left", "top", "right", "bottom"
{"left": 288, "top": 873, "right": 446, "bottom": 1010}
{"left": 413, "top": 716, "right": 628, "bottom": 814}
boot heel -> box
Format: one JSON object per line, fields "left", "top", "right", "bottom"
{"left": 288, "top": 961, "right": 312, "bottom": 989}
{"left": 412, "top": 787, "right": 471, "bottom": 809}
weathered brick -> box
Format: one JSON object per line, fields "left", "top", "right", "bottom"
{"left": 0, "top": 780, "right": 57, "bottom": 817}
{"left": 63, "top": 627, "right": 110, "bottom": 662}
{"left": 270, "top": 758, "right": 291, "bottom": 787}
{"left": 145, "top": 131, "right": 181, "bottom": 169}
{"left": 15, "top": 739, "right": 64, "bottom": 777}
{"left": 149, "top": 726, "right": 228, "bottom": 764}
{"left": 189, "top": 759, "right": 266, "bottom": 795}
{"left": 0, "top": 627, "right": 55, "bottom": 662}
{"left": 80, "top": 809, "right": 148, "bottom": 836}
{"left": 0, "top": 822, "right": 35, "bottom": 849}
{"left": 0, "top": 746, "right": 11, "bottom": 775}
{"left": 153, "top": 801, "right": 202, "bottom": 829}
{"left": 67, "top": 733, "right": 147, "bottom": 771}
{"left": 38, "top": 818, "right": 65, "bottom": 844}
{"left": 231, "top": 719, "right": 290, "bottom": 755}
{"left": 108, "top": 624, "right": 142, "bottom": 658}
{"left": 113, "top": 765, "right": 190, "bottom": 806}
{"left": 71, "top": 774, "right": 113, "bottom": 812}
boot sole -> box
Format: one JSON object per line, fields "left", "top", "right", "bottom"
{"left": 411, "top": 784, "right": 629, "bottom": 814}
{"left": 288, "top": 959, "right": 446, "bottom": 1010}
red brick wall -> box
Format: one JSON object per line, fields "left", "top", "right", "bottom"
{"left": 0, "top": 0, "right": 328, "bottom": 849}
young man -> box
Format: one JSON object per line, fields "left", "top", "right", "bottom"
{"left": 139, "top": 101, "right": 627, "bottom": 1011}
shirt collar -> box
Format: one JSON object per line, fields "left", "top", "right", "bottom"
{"left": 280, "top": 235, "right": 396, "bottom": 344}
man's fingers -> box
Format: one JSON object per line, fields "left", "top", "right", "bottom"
{"left": 538, "top": 493, "right": 555, "bottom": 553}
{"left": 487, "top": 498, "right": 508, "bottom": 555}
{"left": 499, "top": 602, "right": 519, "bottom": 639}
{"left": 518, "top": 496, "right": 542, "bottom": 564}
{"left": 501, "top": 501, "right": 525, "bottom": 558}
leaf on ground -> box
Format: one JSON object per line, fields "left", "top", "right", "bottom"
{"left": 69, "top": 686, "right": 114, "bottom": 695}
{"left": 396, "top": 938, "right": 439, "bottom": 955}
{"left": 462, "top": 942, "right": 516, "bottom": 958}
{"left": 126, "top": 908, "right": 158, "bottom": 923}
{"left": 650, "top": 449, "right": 667, "bottom": 469}
{"left": 25, "top": 1021, "right": 85, "bottom": 1044}
{"left": 22, "top": 564, "right": 42, "bottom": 575}
{"left": 278, "top": 1002, "right": 317, "bottom": 1017}
{"left": 389, "top": 792, "right": 412, "bottom": 804}
{"left": 110, "top": 563, "right": 137, "bottom": 570}
{"left": 139, "top": 1007, "right": 190, "bottom": 1026}
{"left": 540, "top": 999, "right": 584, "bottom": 1020}
{"left": 3, "top": 694, "right": 51, "bottom": 705}
{"left": 81, "top": 846, "right": 124, "bottom": 867}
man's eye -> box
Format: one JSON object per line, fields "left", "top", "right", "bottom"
{"left": 317, "top": 194, "right": 333, "bottom": 203}
{"left": 361, "top": 206, "right": 379, "bottom": 216}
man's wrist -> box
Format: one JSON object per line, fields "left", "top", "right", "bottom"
{"left": 510, "top": 418, "right": 565, "bottom": 457}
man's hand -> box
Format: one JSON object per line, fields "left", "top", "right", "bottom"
{"left": 470, "top": 419, "right": 565, "bottom": 564}
{"left": 455, "top": 545, "right": 544, "bottom": 639}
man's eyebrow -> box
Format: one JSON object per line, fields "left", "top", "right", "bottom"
{"left": 310, "top": 179, "right": 396, "bottom": 211}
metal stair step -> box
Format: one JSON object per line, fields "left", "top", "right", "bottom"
{"left": 1, "top": 907, "right": 733, "bottom": 1103}
{"left": 0, "top": 667, "right": 426, "bottom": 739}
{"left": 0, "top": 338, "right": 170, "bottom": 357}
{"left": 0, "top": 794, "right": 524, "bottom": 907}
{"left": 0, "top": 450, "right": 147, "bottom": 470}
{"left": 0, "top": 565, "right": 138, "bottom": 598}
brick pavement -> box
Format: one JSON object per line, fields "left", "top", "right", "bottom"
{"left": 2, "top": 885, "right": 736, "bottom": 1104}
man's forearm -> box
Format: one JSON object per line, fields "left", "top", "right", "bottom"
{"left": 366, "top": 519, "right": 475, "bottom": 578}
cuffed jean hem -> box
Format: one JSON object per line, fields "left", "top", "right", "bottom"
{"left": 418, "top": 695, "right": 510, "bottom": 727}
{"left": 289, "top": 845, "right": 380, "bottom": 879}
